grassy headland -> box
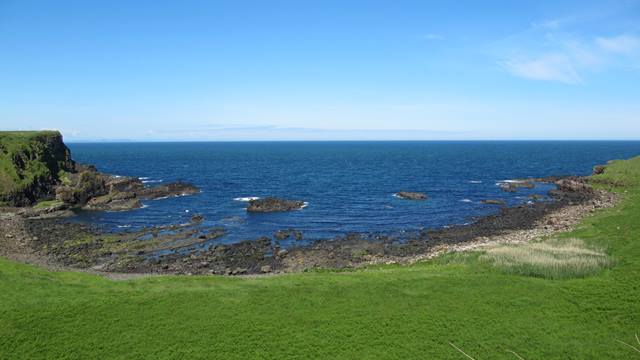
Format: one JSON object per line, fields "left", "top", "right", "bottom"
{"left": 0, "top": 131, "right": 74, "bottom": 206}
{"left": 1, "top": 157, "right": 639, "bottom": 359}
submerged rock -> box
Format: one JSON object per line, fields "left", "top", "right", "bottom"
{"left": 481, "top": 199, "right": 507, "bottom": 205}
{"left": 139, "top": 182, "right": 200, "bottom": 200}
{"left": 273, "top": 229, "right": 303, "bottom": 241}
{"left": 247, "top": 197, "right": 306, "bottom": 212}
{"left": 396, "top": 191, "right": 428, "bottom": 200}
{"left": 274, "top": 230, "right": 290, "bottom": 240}
{"left": 499, "top": 181, "right": 535, "bottom": 192}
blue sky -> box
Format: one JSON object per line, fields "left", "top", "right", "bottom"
{"left": 1, "top": 0, "right": 639, "bottom": 140}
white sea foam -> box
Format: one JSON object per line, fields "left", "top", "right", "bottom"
{"left": 468, "top": 180, "right": 482, "bottom": 184}
{"left": 299, "top": 202, "right": 309, "bottom": 209}
{"left": 460, "top": 199, "right": 473, "bottom": 203}
{"left": 392, "top": 193, "right": 400, "bottom": 198}
{"left": 497, "top": 179, "right": 527, "bottom": 185}
{"left": 117, "top": 224, "right": 132, "bottom": 228}
{"left": 139, "top": 177, "right": 150, "bottom": 180}
{"left": 142, "top": 179, "right": 163, "bottom": 184}
{"left": 153, "top": 196, "right": 170, "bottom": 200}
{"left": 234, "top": 196, "right": 260, "bottom": 202}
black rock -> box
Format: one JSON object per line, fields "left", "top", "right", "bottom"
{"left": 396, "top": 191, "right": 428, "bottom": 200}
{"left": 247, "top": 197, "right": 305, "bottom": 212}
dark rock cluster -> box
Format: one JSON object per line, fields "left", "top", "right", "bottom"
{"left": 499, "top": 181, "right": 535, "bottom": 193}
{"left": 395, "top": 191, "right": 428, "bottom": 200}
{"left": 247, "top": 197, "right": 306, "bottom": 212}
{"left": 273, "top": 229, "right": 304, "bottom": 241}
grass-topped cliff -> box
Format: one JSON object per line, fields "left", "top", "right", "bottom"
{"left": 0, "top": 131, "right": 75, "bottom": 206}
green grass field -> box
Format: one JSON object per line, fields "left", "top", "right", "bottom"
{"left": 1, "top": 157, "right": 639, "bottom": 359}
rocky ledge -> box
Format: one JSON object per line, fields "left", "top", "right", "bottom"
{"left": 395, "top": 191, "right": 428, "bottom": 200}
{"left": 54, "top": 169, "right": 199, "bottom": 213}
{"left": 247, "top": 197, "right": 306, "bottom": 212}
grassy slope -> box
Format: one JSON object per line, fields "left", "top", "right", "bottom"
{"left": 1, "top": 158, "right": 639, "bottom": 359}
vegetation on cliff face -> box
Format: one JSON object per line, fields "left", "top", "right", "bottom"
{"left": 0, "top": 131, "right": 75, "bottom": 206}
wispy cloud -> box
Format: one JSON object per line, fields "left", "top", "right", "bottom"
{"left": 494, "top": 6, "right": 640, "bottom": 85}
{"left": 490, "top": 3, "right": 640, "bottom": 85}
{"left": 530, "top": 16, "right": 576, "bottom": 30}
{"left": 596, "top": 35, "right": 640, "bottom": 54}
{"left": 503, "top": 54, "right": 582, "bottom": 84}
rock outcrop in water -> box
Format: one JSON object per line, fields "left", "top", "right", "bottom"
{"left": 499, "top": 181, "right": 535, "bottom": 193}
{"left": 274, "top": 229, "right": 304, "bottom": 241}
{"left": 57, "top": 172, "right": 200, "bottom": 211}
{"left": 247, "top": 197, "right": 306, "bottom": 212}
{"left": 138, "top": 182, "right": 200, "bottom": 200}
{"left": 396, "top": 191, "right": 428, "bottom": 200}
{"left": 481, "top": 199, "right": 507, "bottom": 205}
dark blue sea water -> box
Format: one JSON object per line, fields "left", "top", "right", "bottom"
{"left": 67, "top": 141, "right": 640, "bottom": 246}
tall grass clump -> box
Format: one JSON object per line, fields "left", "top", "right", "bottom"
{"left": 480, "top": 239, "right": 611, "bottom": 279}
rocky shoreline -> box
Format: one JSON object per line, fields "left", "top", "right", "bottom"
{"left": 0, "top": 173, "right": 618, "bottom": 278}
{"left": 1, "top": 131, "right": 622, "bottom": 277}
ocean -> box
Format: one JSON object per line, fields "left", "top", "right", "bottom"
{"left": 67, "top": 141, "right": 640, "bottom": 247}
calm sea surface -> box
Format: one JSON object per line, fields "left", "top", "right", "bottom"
{"left": 67, "top": 141, "right": 640, "bottom": 246}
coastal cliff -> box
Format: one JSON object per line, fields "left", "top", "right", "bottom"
{"left": 0, "top": 131, "right": 75, "bottom": 206}
{"left": 0, "top": 130, "right": 199, "bottom": 211}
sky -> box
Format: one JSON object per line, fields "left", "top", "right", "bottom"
{"left": 1, "top": 0, "right": 639, "bottom": 141}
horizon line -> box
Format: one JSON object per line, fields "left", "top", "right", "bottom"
{"left": 65, "top": 138, "right": 640, "bottom": 143}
